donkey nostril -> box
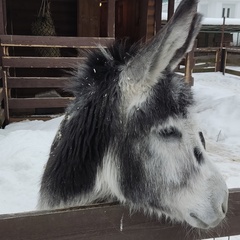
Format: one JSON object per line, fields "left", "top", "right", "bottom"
{"left": 194, "top": 147, "right": 204, "bottom": 165}
{"left": 222, "top": 203, "right": 227, "bottom": 215}
{"left": 221, "top": 193, "right": 228, "bottom": 215}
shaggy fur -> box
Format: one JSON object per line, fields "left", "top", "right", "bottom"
{"left": 39, "top": 0, "right": 228, "bottom": 230}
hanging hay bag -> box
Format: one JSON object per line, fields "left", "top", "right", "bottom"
{"left": 31, "top": 0, "right": 61, "bottom": 57}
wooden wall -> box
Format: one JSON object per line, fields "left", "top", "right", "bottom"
{"left": 115, "top": 0, "right": 148, "bottom": 43}
{"left": 6, "top": 0, "right": 77, "bottom": 36}
{"left": 198, "top": 32, "right": 233, "bottom": 47}
{"left": 77, "top": 0, "right": 100, "bottom": 37}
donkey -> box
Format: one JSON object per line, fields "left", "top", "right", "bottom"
{"left": 38, "top": 0, "right": 228, "bottom": 229}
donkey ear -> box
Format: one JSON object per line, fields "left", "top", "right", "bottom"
{"left": 123, "top": 0, "right": 202, "bottom": 86}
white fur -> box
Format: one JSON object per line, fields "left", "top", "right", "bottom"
{"left": 94, "top": 150, "right": 126, "bottom": 203}
{"left": 144, "top": 116, "right": 228, "bottom": 228}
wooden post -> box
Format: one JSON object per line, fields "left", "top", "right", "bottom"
{"left": 185, "top": 41, "right": 196, "bottom": 86}
{"left": 220, "top": 48, "right": 227, "bottom": 75}
{"left": 107, "top": 0, "right": 115, "bottom": 38}
{"left": 155, "top": 0, "right": 163, "bottom": 33}
{"left": 216, "top": 17, "right": 226, "bottom": 72}
{"left": 0, "top": 40, "right": 10, "bottom": 125}
{"left": 0, "top": 0, "right": 7, "bottom": 35}
{"left": 0, "top": 0, "right": 7, "bottom": 125}
{"left": 167, "top": 0, "right": 175, "bottom": 21}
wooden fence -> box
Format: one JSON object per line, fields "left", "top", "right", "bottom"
{"left": 191, "top": 47, "right": 240, "bottom": 76}
{"left": 0, "top": 188, "right": 239, "bottom": 240}
{"left": 0, "top": 35, "right": 114, "bottom": 126}
{"left": 0, "top": 85, "right": 4, "bottom": 126}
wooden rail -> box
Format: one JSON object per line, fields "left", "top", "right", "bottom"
{"left": 0, "top": 87, "right": 4, "bottom": 127}
{"left": 192, "top": 47, "right": 240, "bottom": 76}
{"left": 0, "top": 189, "right": 239, "bottom": 240}
{"left": 0, "top": 35, "right": 115, "bottom": 48}
{"left": 0, "top": 35, "right": 115, "bottom": 125}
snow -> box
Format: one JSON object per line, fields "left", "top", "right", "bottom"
{"left": 202, "top": 17, "right": 240, "bottom": 26}
{"left": 161, "top": 13, "right": 240, "bottom": 26}
{"left": 192, "top": 73, "right": 240, "bottom": 191}
{"left": 0, "top": 72, "right": 240, "bottom": 237}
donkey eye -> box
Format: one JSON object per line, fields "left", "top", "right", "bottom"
{"left": 159, "top": 127, "right": 182, "bottom": 139}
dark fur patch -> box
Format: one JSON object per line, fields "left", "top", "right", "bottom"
{"left": 40, "top": 40, "right": 140, "bottom": 206}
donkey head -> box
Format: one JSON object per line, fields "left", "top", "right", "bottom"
{"left": 39, "top": 0, "right": 228, "bottom": 230}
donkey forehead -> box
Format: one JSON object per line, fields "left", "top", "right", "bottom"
{"left": 120, "top": 74, "right": 194, "bottom": 123}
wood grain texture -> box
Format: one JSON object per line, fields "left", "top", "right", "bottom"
{"left": 0, "top": 189, "right": 239, "bottom": 240}
{"left": 8, "top": 97, "right": 74, "bottom": 109}
{"left": 7, "top": 77, "right": 69, "bottom": 88}
{"left": 0, "top": 35, "right": 114, "bottom": 48}
{"left": 2, "top": 56, "right": 86, "bottom": 68}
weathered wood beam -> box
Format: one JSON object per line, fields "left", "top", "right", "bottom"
{"left": 2, "top": 56, "right": 86, "bottom": 68}
{"left": 0, "top": 35, "right": 114, "bottom": 48}
{"left": 168, "top": 0, "right": 175, "bottom": 21}
{"left": 7, "top": 77, "right": 69, "bottom": 89}
{"left": 0, "top": 0, "right": 7, "bottom": 35}
{"left": 107, "top": 0, "right": 115, "bottom": 37}
{"left": 8, "top": 97, "right": 74, "bottom": 109}
{"left": 155, "top": 0, "right": 163, "bottom": 33}
{"left": 0, "top": 189, "right": 239, "bottom": 240}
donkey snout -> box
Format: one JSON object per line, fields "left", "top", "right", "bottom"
{"left": 189, "top": 192, "right": 228, "bottom": 229}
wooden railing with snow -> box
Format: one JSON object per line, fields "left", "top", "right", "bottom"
{"left": 0, "top": 35, "right": 114, "bottom": 126}
{"left": 0, "top": 188, "right": 239, "bottom": 240}
{"left": 180, "top": 47, "right": 240, "bottom": 77}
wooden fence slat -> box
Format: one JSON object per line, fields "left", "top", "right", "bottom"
{"left": 0, "top": 108, "right": 5, "bottom": 126}
{"left": 7, "top": 77, "right": 69, "bottom": 88}
{"left": 8, "top": 97, "right": 74, "bottom": 109}
{"left": 0, "top": 88, "right": 3, "bottom": 102}
{"left": 107, "top": 0, "right": 115, "bottom": 38}
{"left": 0, "top": 35, "right": 115, "bottom": 48}
{"left": 0, "top": 189, "right": 239, "bottom": 240}
{"left": 2, "top": 56, "right": 86, "bottom": 68}
{"left": 225, "top": 69, "right": 240, "bottom": 77}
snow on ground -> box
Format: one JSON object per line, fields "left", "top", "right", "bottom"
{"left": 192, "top": 73, "right": 240, "bottom": 189}
{"left": 0, "top": 73, "right": 239, "bottom": 237}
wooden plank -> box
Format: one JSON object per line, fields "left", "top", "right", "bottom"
{"left": 1, "top": 69, "right": 9, "bottom": 124}
{"left": 0, "top": 108, "right": 5, "bottom": 127}
{"left": 155, "top": 0, "right": 163, "bottom": 33}
{"left": 2, "top": 56, "right": 86, "bottom": 68}
{"left": 77, "top": 0, "right": 100, "bottom": 37}
{"left": 9, "top": 116, "right": 59, "bottom": 123}
{"left": 192, "top": 67, "right": 216, "bottom": 73}
{"left": 140, "top": 0, "right": 149, "bottom": 42}
{"left": 0, "top": 88, "right": 3, "bottom": 102}
{"left": 7, "top": 77, "right": 69, "bottom": 88}
{"left": 0, "top": 189, "right": 239, "bottom": 240}
{"left": 107, "top": 0, "right": 115, "bottom": 37}
{"left": 0, "top": 0, "right": 7, "bottom": 34}
{"left": 0, "top": 35, "right": 115, "bottom": 48}
{"left": 195, "top": 47, "right": 219, "bottom": 52}
{"left": 225, "top": 69, "right": 240, "bottom": 77}
{"left": 8, "top": 97, "right": 74, "bottom": 109}
{"left": 168, "top": 0, "right": 175, "bottom": 21}
{"left": 226, "top": 48, "right": 240, "bottom": 54}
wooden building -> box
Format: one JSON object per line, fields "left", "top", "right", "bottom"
{"left": 0, "top": 0, "right": 176, "bottom": 125}
{"left": 1, "top": 0, "right": 175, "bottom": 40}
